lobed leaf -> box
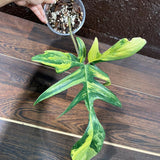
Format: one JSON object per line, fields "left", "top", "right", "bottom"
{"left": 34, "top": 64, "right": 121, "bottom": 111}
{"left": 32, "top": 36, "right": 146, "bottom": 160}
{"left": 76, "top": 37, "right": 86, "bottom": 63}
{"left": 32, "top": 50, "right": 81, "bottom": 73}
{"left": 58, "top": 64, "right": 120, "bottom": 117}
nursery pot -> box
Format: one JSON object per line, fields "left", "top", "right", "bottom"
{"left": 44, "top": 0, "right": 86, "bottom": 36}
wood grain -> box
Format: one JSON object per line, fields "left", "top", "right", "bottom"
{"left": 0, "top": 12, "right": 159, "bottom": 97}
{"left": 0, "top": 54, "right": 159, "bottom": 153}
{"left": 96, "top": 56, "right": 160, "bottom": 97}
{"left": 0, "top": 12, "right": 34, "bottom": 38}
{"left": 0, "top": 12, "right": 160, "bottom": 158}
{"left": 0, "top": 32, "right": 57, "bottom": 61}
{"left": 0, "top": 120, "right": 159, "bottom": 160}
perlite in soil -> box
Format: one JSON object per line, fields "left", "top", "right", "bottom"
{"left": 46, "top": 0, "right": 84, "bottom": 34}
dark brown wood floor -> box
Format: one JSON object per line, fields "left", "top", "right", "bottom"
{"left": 0, "top": 12, "right": 160, "bottom": 159}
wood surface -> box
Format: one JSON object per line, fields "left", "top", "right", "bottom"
{"left": 0, "top": 12, "right": 160, "bottom": 159}
{"left": 1, "top": 120, "right": 159, "bottom": 160}
{"left": 0, "top": 12, "right": 159, "bottom": 97}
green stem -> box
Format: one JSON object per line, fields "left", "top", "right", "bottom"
{"left": 68, "top": 17, "right": 79, "bottom": 55}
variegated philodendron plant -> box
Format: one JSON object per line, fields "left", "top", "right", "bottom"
{"left": 32, "top": 36, "right": 146, "bottom": 160}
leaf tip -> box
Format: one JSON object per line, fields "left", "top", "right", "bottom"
{"left": 33, "top": 101, "right": 38, "bottom": 106}
{"left": 56, "top": 115, "right": 62, "bottom": 119}
{"left": 56, "top": 112, "right": 64, "bottom": 119}
{"left": 33, "top": 98, "right": 41, "bottom": 106}
{"left": 117, "top": 101, "right": 122, "bottom": 108}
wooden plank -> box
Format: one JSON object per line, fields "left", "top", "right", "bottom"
{"left": 27, "top": 19, "right": 160, "bottom": 97}
{"left": 96, "top": 58, "right": 160, "bottom": 97}
{"left": 0, "top": 32, "right": 61, "bottom": 61}
{"left": 0, "top": 119, "right": 159, "bottom": 160}
{"left": 67, "top": 84, "right": 160, "bottom": 152}
{"left": 0, "top": 12, "right": 33, "bottom": 38}
{"left": 0, "top": 12, "right": 160, "bottom": 97}
{"left": 0, "top": 54, "right": 159, "bottom": 153}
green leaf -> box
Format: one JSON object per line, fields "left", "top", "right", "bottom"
{"left": 32, "top": 50, "right": 81, "bottom": 73}
{"left": 76, "top": 37, "right": 86, "bottom": 63}
{"left": 34, "top": 63, "right": 121, "bottom": 108}
{"left": 32, "top": 36, "right": 146, "bottom": 160}
{"left": 58, "top": 64, "right": 121, "bottom": 120}
{"left": 34, "top": 68, "right": 85, "bottom": 105}
{"left": 88, "top": 37, "right": 101, "bottom": 63}
{"left": 71, "top": 108, "right": 105, "bottom": 160}
{"left": 100, "top": 37, "right": 146, "bottom": 62}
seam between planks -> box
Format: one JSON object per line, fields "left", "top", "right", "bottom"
{"left": 0, "top": 53, "right": 160, "bottom": 99}
{"left": 0, "top": 117, "right": 160, "bottom": 157}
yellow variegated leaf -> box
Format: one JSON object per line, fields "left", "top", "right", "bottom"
{"left": 32, "top": 50, "right": 81, "bottom": 73}
{"left": 88, "top": 37, "right": 101, "bottom": 63}
{"left": 32, "top": 36, "right": 146, "bottom": 160}
{"left": 71, "top": 108, "right": 105, "bottom": 160}
{"left": 100, "top": 37, "right": 147, "bottom": 61}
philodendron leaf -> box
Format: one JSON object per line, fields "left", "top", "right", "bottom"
{"left": 88, "top": 37, "right": 101, "bottom": 63}
{"left": 32, "top": 36, "right": 146, "bottom": 160}
{"left": 71, "top": 108, "right": 105, "bottom": 160}
{"left": 32, "top": 50, "right": 81, "bottom": 73}
{"left": 88, "top": 37, "right": 146, "bottom": 63}
{"left": 76, "top": 37, "right": 86, "bottom": 63}
{"left": 35, "top": 63, "right": 120, "bottom": 115}
{"left": 33, "top": 63, "right": 121, "bottom": 159}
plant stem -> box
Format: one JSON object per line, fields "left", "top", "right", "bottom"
{"left": 68, "top": 17, "right": 79, "bottom": 55}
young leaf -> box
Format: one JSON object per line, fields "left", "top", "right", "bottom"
{"left": 71, "top": 108, "right": 105, "bottom": 160}
{"left": 100, "top": 37, "right": 147, "bottom": 61}
{"left": 32, "top": 50, "right": 82, "bottom": 73}
{"left": 76, "top": 37, "right": 86, "bottom": 63}
{"left": 88, "top": 37, "right": 101, "bottom": 63}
